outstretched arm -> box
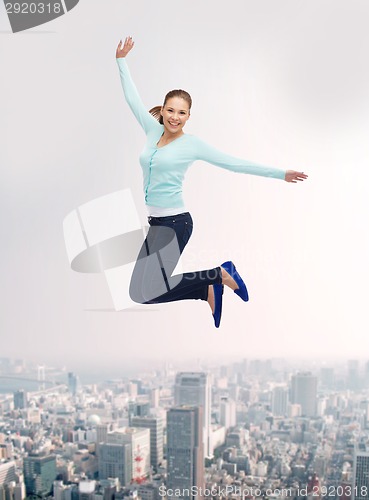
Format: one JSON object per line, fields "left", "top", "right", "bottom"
{"left": 193, "top": 137, "right": 308, "bottom": 183}
{"left": 116, "top": 37, "right": 160, "bottom": 134}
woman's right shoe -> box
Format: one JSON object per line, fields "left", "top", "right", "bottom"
{"left": 220, "top": 261, "right": 249, "bottom": 302}
{"left": 212, "top": 284, "right": 224, "bottom": 328}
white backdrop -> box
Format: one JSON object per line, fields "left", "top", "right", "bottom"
{"left": 1, "top": 0, "right": 369, "bottom": 372}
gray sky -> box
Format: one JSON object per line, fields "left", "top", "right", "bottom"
{"left": 1, "top": 0, "right": 369, "bottom": 372}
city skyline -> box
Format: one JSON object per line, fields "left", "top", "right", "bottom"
{"left": 1, "top": 358, "right": 369, "bottom": 499}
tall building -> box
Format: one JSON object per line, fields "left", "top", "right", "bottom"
{"left": 23, "top": 454, "right": 57, "bottom": 497}
{"left": 271, "top": 387, "right": 289, "bottom": 417}
{"left": 0, "top": 481, "right": 26, "bottom": 500}
{"left": 290, "top": 372, "right": 317, "bottom": 417}
{"left": 138, "top": 482, "right": 164, "bottom": 500}
{"left": 13, "top": 390, "right": 27, "bottom": 410}
{"left": 352, "top": 451, "right": 369, "bottom": 500}
{"left": 79, "top": 480, "right": 96, "bottom": 499}
{"left": 167, "top": 406, "right": 204, "bottom": 500}
{"left": 219, "top": 397, "right": 236, "bottom": 429}
{"left": 96, "top": 422, "right": 118, "bottom": 453}
{"left": 150, "top": 389, "right": 160, "bottom": 408}
{"left": 67, "top": 372, "right": 79, "bottom": 395}
{"left": 98, "top": 443, "right": 132, "bottom": 487}
{"left": 128, "top": 402, "right": 150, "bottom": 423}
{"left": 131, "top": 416, "right": 164, "bottom": 469}
{"left": 0, "top": 443, "right": 13, "bottom": 460}
{"left": 0, "top": 462, "right": 17, "bottom": 486}
{"left": 107, "top": 427, "right": 150, "bottom": 482}
{"left": 53, "top": 481, "right": 78, "bottom": 499}
{"left": 174, "top": 372, "right": 212, "bottom": 457}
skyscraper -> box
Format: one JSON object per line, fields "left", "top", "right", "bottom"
{"left": 174, "top": 372, "right": 211, "bottom": 457}
{"left": 272, "top": 387, "right": 289, "bottom": 417}
{"left": 128, "top": 402, "right": 150, "bottom": 422}
{"left": 352, "top": 451, "right": 369, "bottom": 500}
{"left": 23, "top": 454, "right": 57, "bottom": 497}
{"left": 67, "top": 372, "right": 79, "bottom": 395}
{"left": 13, "top": 390, "right": 27, "bottom": 410}
{"left": 167, "top": 406, "right": 204, "bottom": 500}
{"left": 290, "top": 372, "right": 317, "bottom": 417}
{"left": 131, "top": 416, "right": 164, "bottom": 470}
{"left": 98, "top": 443, "right": 132, "bottom": 487}
{"left": 106, "top": 427, "right": 151, "bottom": 482}
{"left": 219, "top": 397, "right": 236, "bottom": 429}
{"left": 0, "top": 462, "right": 17, "bottom": 486}
{"left": 150, "top": 388, "right": 160, "bottom": 408}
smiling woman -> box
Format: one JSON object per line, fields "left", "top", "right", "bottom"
{"left": 115, "top": 36, "right": 308, "bottom": 328}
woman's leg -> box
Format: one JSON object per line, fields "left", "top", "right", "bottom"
{"left": 129, "top": 212, "right": 222, "bottom": 304}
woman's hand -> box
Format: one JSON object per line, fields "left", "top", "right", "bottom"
{"left": 116, "top": 36, "right": 134, "bottom": 59}
{"left": 285, "top": 170, "right": 308, "bottom": 183}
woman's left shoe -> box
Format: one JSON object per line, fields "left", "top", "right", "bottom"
{"left": 212, "top": 284, "right": 224, "bottom": 328}
{"left": 221, "top": 261, "right": 249, "bottom": 302}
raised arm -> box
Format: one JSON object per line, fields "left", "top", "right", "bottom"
{"left": 193, "top": 137, "right": 308, "bottom": 183}
{"left": 116, "top": 37, "right": 161, "bottom": 135}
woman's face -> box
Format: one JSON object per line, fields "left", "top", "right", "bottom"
{"left": 161, "top": 97, "right": 190, "bottom": 135}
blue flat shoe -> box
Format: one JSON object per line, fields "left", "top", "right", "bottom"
{"left": 212, "top": 284, "right": 224, "bottom": 328}
{"left": 220, "top": 261, "right": 249, "bottom": 302}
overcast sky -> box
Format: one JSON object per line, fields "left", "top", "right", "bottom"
{"left": 1, "top": 0, "right": 369, "bottom": 374}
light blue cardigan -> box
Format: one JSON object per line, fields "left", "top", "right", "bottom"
{"left": 117, "top": 57, "right": 286, "bottom": 209}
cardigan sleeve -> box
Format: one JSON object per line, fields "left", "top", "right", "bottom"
{"left": 116, "top": 58, "right": 161, "bottom": 135}
{"left": 192, "top": 136, "right": 286, "bottom": 180}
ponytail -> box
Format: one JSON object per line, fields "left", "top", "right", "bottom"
{"left": 149, "top": 106, "right": 163, "bottom": 124}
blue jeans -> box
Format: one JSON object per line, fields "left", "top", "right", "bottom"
{"left": 129, "top": 212, "right": 222, "bottom": 304}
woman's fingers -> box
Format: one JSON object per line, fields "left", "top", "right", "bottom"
{"left": 116, "top": 37, "right": 134, "bottom": 58}
{"left": 286, "top": 170, "right": 308, "bottom": 182}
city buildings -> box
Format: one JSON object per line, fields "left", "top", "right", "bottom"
{"left": 106, "top": 427, "right": 151, "bottom": 482}
{"left": 174, "top": 372, "right": 212, "bottom": 457}
{"left": 131, "top": 416, "right": 164, "bottom": 470}
{"left": 352, "top": 451, "right": 369, "bottom": 500}
{"left": 23, "top": 454, "right": 57, "bottom": 497}
{"left": 98, "top": 443, "right": 131, "bottom": 487}
{"left": 1, "top": 357, "right": 369, "bottom": 500}
{"left": 290, "top": 372, "right": 318, "bottom": 417}
{"left": 166, "top": 406, "right": 204, "bottom": 500}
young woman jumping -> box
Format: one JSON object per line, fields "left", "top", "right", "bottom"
{"left": 116, "top": 37, "right": 308, "bottom": 328}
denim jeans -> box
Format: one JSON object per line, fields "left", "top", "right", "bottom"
{"left": 129, "top": 212, "right": 222, "bottom": 304}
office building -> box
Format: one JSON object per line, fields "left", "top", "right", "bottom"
{"left": 67, "top": 372, "right": 80, "bottom": 395}
{"left": 128, "top": 402, "right": 150, "bottom": 423}
{"left": 219, "top": 397, "right": 236, "bottom": 429}
{"left": 0, "top": 462, "right": 17, "bottom": 486}
{"left": 107, "top": 427, "right": 150, "bottom": 482}
{"left": 131, "top": 416, "right": 164, "bottom": 469}
{"left": 352, "top": 451, "right": 369, "bottom": 500}
{"left": 23, "top": 454, "right": 57, "bottom": 497}
{"left": 98, "top": 443, "right": 131, "bottom": 487}
{"left": 13, "top": 390, "right": 27, "bottom": 410}
{"left": 167, "top": 406, "right": 204, "bottom": 500}
{"left": 174, "top": 372, "right": 212, "bottom": 457}
{"left": 150, "top": 388, "right": 160, "bottom": 408}
{"left": 272, "top": 387, "right": 289, "bottom": 417}
{"left": 290, "top": 372, "right": 317, "bottom": 417}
